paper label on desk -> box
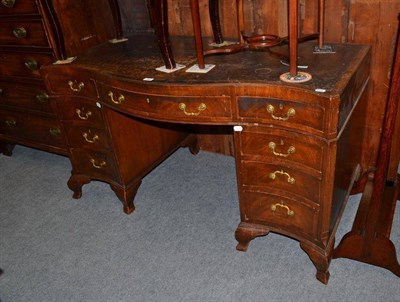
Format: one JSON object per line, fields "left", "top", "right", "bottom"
{"left": 156, "top": 64, "right": 185, "bottom": 73}
{"left": 233, "top": 126, "right": 243, "bottom": 132}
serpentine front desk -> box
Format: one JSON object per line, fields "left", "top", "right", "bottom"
{"left": 41, "top": 35, "right": 371, "bottom": 284}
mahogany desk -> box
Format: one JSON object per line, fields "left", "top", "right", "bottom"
{"left": 41, "top": 35, "right": 371, "bottom": 284}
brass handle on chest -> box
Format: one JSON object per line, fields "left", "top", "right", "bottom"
{"left": 1, "top": 0, "right": 15, "bottom": 7}
{"left": 5, "top": 119, "right": 17, "bottom": 127}
{"left": 108, "top": 91, "right": 125, "bottom": 104}
{"left": 271, "top": 202, "right": 295, "bottom": 216}
{"left": 268, "top": 142, "right": 296, "bottom": 157}
{"left": 266, "top": 104, "right": 296, "bottom": 121}
{"left": 90, "top": 158, "right": 106, "bottom": 169}
{"left": 269, "top": 169, "right": 295, "bottom": 184}
{"left": 68, "top": 80, "right": 84, "bottom": 92}
{"left": 13, "top": 27, "right": 27, "bottom": 39}
{"left": 36, "top": 92, "right": 49, "bottom": 103}
{"left": 76, "top": 108, "right": 92, "bottom": 120}
{"left": 49, "top": 127, "right": 61, "bottom": 136}
{"left": 24, "top": 59, "right": 38, "bottom": 70}
{"left": 178, "top": 103, "right": 207, "bottom": 116}
{"left": 83, "top": 132, "right": 99, "bottom": 143}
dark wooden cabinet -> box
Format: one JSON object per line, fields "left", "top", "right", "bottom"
{"left": 0, "top": 0, "right": 119, "bottom": 156}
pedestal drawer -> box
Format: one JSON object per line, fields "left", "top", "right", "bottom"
{"left": 238, "top": 97, "right": 326, "bottom": 133}
{"left": 45, "top": 75, "right": 97, "bottom": 98}
{"left": 238, "top": 127, "right": 325, "bottom": 172}
{"left": 242, "top": 190, "right": 320, "bottom": 239}
{"left": 0, "top": 110, "right": 65, "bottom": 147}
{"left": 65, "top": 124, "right": 111, "bottom": 151}
{"left": 69, "top": 148, "right": 119, "bottom": 182}
{"left": 241, "top": 161, "right": 321, "bottom": 203}
{"left": 57, "top": 98, "right": 104, "bottom": 126}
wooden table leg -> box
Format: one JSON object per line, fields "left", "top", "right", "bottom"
{"left": 147, "top": 0, "right": 176, "bottom": 69}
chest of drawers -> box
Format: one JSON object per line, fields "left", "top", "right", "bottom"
{"left": 0, "top": 0, "right": 120, "bottom": 156}
{"left": 41, "top": 35, "right": 371, "bottom": 284}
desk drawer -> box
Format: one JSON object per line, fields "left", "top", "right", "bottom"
{"left": 0, "top": 80, "right": 53, "bottom": 114}
{"left": 97, "top": 84, "right": 232, "bottom": 123}
{"left": 0, "top": 0, "right": 39, "bottom": 15}
{"left": 0, "top": 51, "right": 53, "bottom": 78}
{"left": 57, "top": 98, "right": 104, "bottom": 126}
{"left": 241, "top": 161, "right": 321, "bottom": 203}
{"left": 0, "top": 109, "right": 65, "bottom": 147}
{"left": 64, "top": 124, "right": 111, "bottom": 151}
{"left": 0, "top": 20, "right": 49, "bottom": 47}
{"left": 69, "top": 148, "right": 118, "bottom": 182}
{"left": 45, "top": 75, "right": 97, "bottom": 98}
{"left": 238, "top": 97, "right": 325, "bottom": 133}
{"left": 241, "top": 190, "right": 320, "bottom": 240}
{"left": 238, "top": 126, "right": 325, "bottom": 172}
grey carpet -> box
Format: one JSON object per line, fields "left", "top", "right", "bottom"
{"left": 0, "top": 146, "right": 399, "bottom": 302}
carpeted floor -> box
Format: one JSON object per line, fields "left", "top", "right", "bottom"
{"left": 0, "top": 146, "right": 399, "bottom": 302}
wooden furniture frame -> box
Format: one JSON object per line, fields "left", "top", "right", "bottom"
{"left": 147, "top": 0, "right": 329, "bottom": 79}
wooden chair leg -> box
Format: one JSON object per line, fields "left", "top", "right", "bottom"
{"left": 209, "top": 0, "right": 224, "bottom": 44}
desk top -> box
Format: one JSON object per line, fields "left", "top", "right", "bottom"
{"left": 65, "top": 34, "right": 370, "bottom": 98}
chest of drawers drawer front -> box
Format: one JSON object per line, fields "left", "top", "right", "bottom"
{"left": 46, "top": 76, "right": 98, "bottom": 98}
{"left": 0, "top": 20, "right": 49, "bottom": 47}
{"left": 64, "top": 124, "right": 110, "bottom": 151}
{"left": 238, "top": 97, "right": 325, "bottom": 133}
{"left": 241, "top": 161, "right": 321, "bottom": 203}
{"left": 69, "top": 148, "right": 119, "bottom": 182}
{"left": 0, "top": 110, "right": 65, "bottom": 147}
{"left": 0, "top": 51, "right": 53, "bottom": 78}
{"left": 242, "top": 191, "right": 320, "bottom": 240}
{"left": 0, "top": 80, "right": 53, "bottom": 113}
{"left": 98, "top": 84, "right": 232, "bottom": 123}
{"left": 238, "top": 128, "right": 325, "bottom": 172}
{"left": 0, "top": 0, "right": 39, "bottom": 15}
{"left": 57, "top": 98, "right": 104, "bottom": 126}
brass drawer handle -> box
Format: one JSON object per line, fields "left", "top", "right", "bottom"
{"left": 268, "top": 141, "right": 296, "bottom": 157}
{"left": 269, "top": 169, "right": 295, "bottom": 184}
{"left": 271, "top": 202, "right": 295, "bottom": 216}
{"left": 266, "top": 104, "right": 296, "bottom": 121}
{"left": 0, "top": 88, "right": 3, "bottom": 95}
{"left": 36, "top": 92, "right": 49, "bottom": 103}
{"left": 13, "top": 27, "right": 27, "bottom": 39}
{"left": 178, "top": 103, "right": 207, "bottom": 116}
{"left": 90, "top": 158, "right": 106, "bottom": 169}
{"left": 76, "top": 108, "right": 92, "bottom": 120}
{"left": 83, "top": 132, "right": 99, "bottom": 143}
{"left": 49, "top": 127, "right": 61, "bottom": 136}
{"left": 5, "top": 119, "right": 17, "bottom": 127}
{"left": 24, "top": 59, "right": 38, "bottom": 70}
{"left": 1, "top": 0, "right": 15, "bottom": 7}
{"left": 108, "top": 91, "right": 125, "bottom": 104}
{"left": 68, "top": 80, "right": 84, "bottom": 92}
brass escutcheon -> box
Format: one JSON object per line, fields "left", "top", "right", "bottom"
{"left": 90, "top": 158, "right": 106, "bottom": 169}
{"left": 68, "top": 80, "right": 84, "bottom": 92}
{"left": 269, "top": 169, "right": 295, "bottom": 184}
{"left": 5, "top": 119, "right": 16, "bottom": 127}
{"left": 178, "top": 102, "right": 207, "bottom": 116}
{"left": 271, "top": 202, "right": 295, "bottom": 216}
{"left": 36, "top": 92, "right": 49, "bottom": 103}
{"left": 266, "top": 104, "right": 296, "bottom": 121}
{"left": 83, "top": 131, "right": 99, "bottom": 143}
{"left": 24, "top": 59, "right": 38, "bottom": 70}
{"left": 1, "top": 0, "right": 15, "bottom": 8}
{"left": 76, "top": 108, "right": 92, "bottom": 120}
{"left": 108, "top": 91, "right": 125, "bottom": 104}
{"left": 268, "top": 141, "right": 296, "bottom": 157}
{"left": 13, "top": 27, "right": 27, "bottom": 39}
{"left": 49, "top": 127, "right": 61, "bottom": 136}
